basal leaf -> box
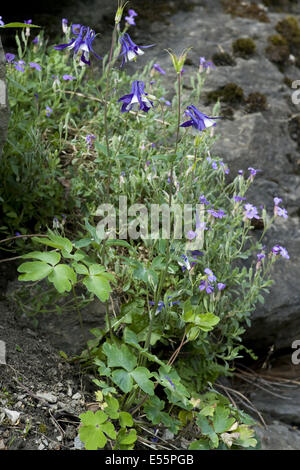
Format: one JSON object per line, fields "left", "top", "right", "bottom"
{"left": 102, "top": 343, "right": 137, "bottom": 371}
{"left": 111, "top": 369, "right": 133, "bottom": 394}
{"left": 21, "top": 250, "right": 60, "bottom": 266}
{"left": 48, "top": 264, "right": 76, "bottom": 293}
{"left": 131, "top": 367, "right": 154, "bottom": 395}
{"left": 213, "top": 405, "right": 235, "bottom": 434}
{"left": 119, "top": 412, "right": 133, "bottom": 428}
{"left": 17, "top": 261, "right": 53, "bottom": 282}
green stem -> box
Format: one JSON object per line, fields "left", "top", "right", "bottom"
{"left": 104, "top": 25, "right": 118, "bottom": 201}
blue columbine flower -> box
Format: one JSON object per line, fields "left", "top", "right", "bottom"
{"left": 149, "top": 298, "right": 180, "bottom": 313}
{"left": 5, "top": 53, "right": 15, "bottom": 63}
{"left": 180, "top": 105, "right": 222, "bottom": 134}
{"left": 118, "top": 80, "right": 154, "bottom": 113}
{"left": 119, "top": 32, "right": 154, "bottom": 67}
{"left": 54, "top": 25, "right": 101, "bottom": 66}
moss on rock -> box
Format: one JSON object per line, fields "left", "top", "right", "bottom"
{"left": 265, "top": 34, "right": 290, "bottom": 65}
{"left": 205, "top": 83, "right": 245, "bottom": 107}
{"left": 232, "top": 37, "right": 256, "bottom": 58}
{"left": 212, "top": 52, "right": 236, "bottom": 66}
{"left": 221, "top": 0, "right": 270, "bottom": 23}
{"left": 275, "top": 16, "right": 300, "bottom": 56}
{"left": 245, "top": 92, "right": 268, "bottom": 113}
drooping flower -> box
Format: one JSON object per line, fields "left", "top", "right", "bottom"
{"left": 54, "top": 25, "right": 101, "bottom": 66}
{"left": 5, "top": 53, "right": 15, "bottom": 63}
{"left": 243, "top": 203, "right": 260, "bottom": 220}
{"left": 118, "top": 80, "right": 154, "bottom": 113}
{"left": 24, "top": 19, "right": 32, "bottom": 36}
{"left": 29, "top": 62, "right": 41, "bottom": 71}
{"left": 119, "top": 32, "right": 154, "bottom": 67}
{"left": 153, "top": 63, "right": 166, "bottom": 75}
{"left": 180, "top": 105, "right": 222, "bottom": 134}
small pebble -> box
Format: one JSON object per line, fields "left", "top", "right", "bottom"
{"left": 72, "top": 392, "right": 81, "bottom": 400}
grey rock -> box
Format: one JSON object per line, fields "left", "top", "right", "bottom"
{"left": 255, "top": 421, "right": 300, "bottom": 450}
{"left": 0, "top": 36, "right": 9, "bottom": 158}
{"left": 250, "top": 387, "right": 300, "bottom": 426}
{"left": 35, "top": 392, "right": 58, "bottom": 404}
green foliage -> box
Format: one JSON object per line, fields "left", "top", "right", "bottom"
{"left": 3, "top": 12, "right": 287, "bottom": 451}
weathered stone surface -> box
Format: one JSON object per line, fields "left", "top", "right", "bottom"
{"left": 255, "top": 421, "right": 300, "bottom": 450}
{"left": 0, "top": 36, "right": 9, "bottom": 158}
{"left": 250, "top": 388, "right": 300, "bottom": 426}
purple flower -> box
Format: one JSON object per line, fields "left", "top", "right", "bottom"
{"left": 149, "top": 298, "right": 180, "bottom": 312}
{"left": 54, "top": 25, "right": 101, "bottom": 66}
{"left": 119, "top": 33, "right": 154, "bottom": 67}
{"left": 238, "top": 170, "right": 243, "bottom": 175}
{"left": 272, "top": 245, "right": 289, "bottom": 259}
{"left": 199, "top": 56, "right": 215, "bottom": 71}
{"left": 63, "top": 74, "right": 75, "bottom": 80}
{"left": 118, "top": 80, "right": 154, "bottom": 113}
{"left": 29, "top": 62, "right": 41, "bottom": 71}
{"left": 207, "top": 208, "right": 226, "bottom": 219}
{"left": 128, "top": 9, "right": 138, "bottom": 17}
{"left": 243, "top": 203, "right": 260, "bottom": 220}
{"left": 233, "top": 195, "right": 246, "bottom": 202}
{"left": 14, "top": 60, "right": 25, "bottom": 72}
{"left": 204, "top": 268, "right": 216, "bottom": 282}
{"left": 257, "top": 252, "right": 265, "bottom": 261}
{"left": 86, "top": 134, "right": 95, "bottom": 149}
{"left": 248, "top": 167, "right": 261, "bottom": 179}
{"left": 71, "top": 24, "right": 81, "bottom": 35}
{"left": 180, "top": 105, "right": 222, "bottom": 134}
{"left": 5, "top": 53, "right": 15, "bottom": 63}
{"left": 275, "top": 206, "right": 288, "bottom": 219}
{"left": 212, "top": 160, "right": 218, "bottom": 170}
{"left": 199, "top": 195, "right": 210, "bottom": 205}
{"left": 160, "top": 97, "right": 171, "bottom": 106}
{"left": 217, "top": 282, "right": 226, "bottom": 291}
{"left": 45, "top": 106, "right": 53, "bottom": 117}
{"left": 153, "top": 63, "right": 166, "bottom": 75}
{"left": 24, "top": 19, "right": 32, "bottom": 25}
{"left": 15, "top": 231, "right": 21, "bottom": 237}
{"left": 274, "top": 197, "right": 282, "bottom": 206}
{"left": 0, "top": 16, "right": 4, "bottom": 26}
{"left": 32, "top": 36, "right": 39, "bottom": 45}
{"left": 199, "top": 280, "right": 214, "bottom": 294}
